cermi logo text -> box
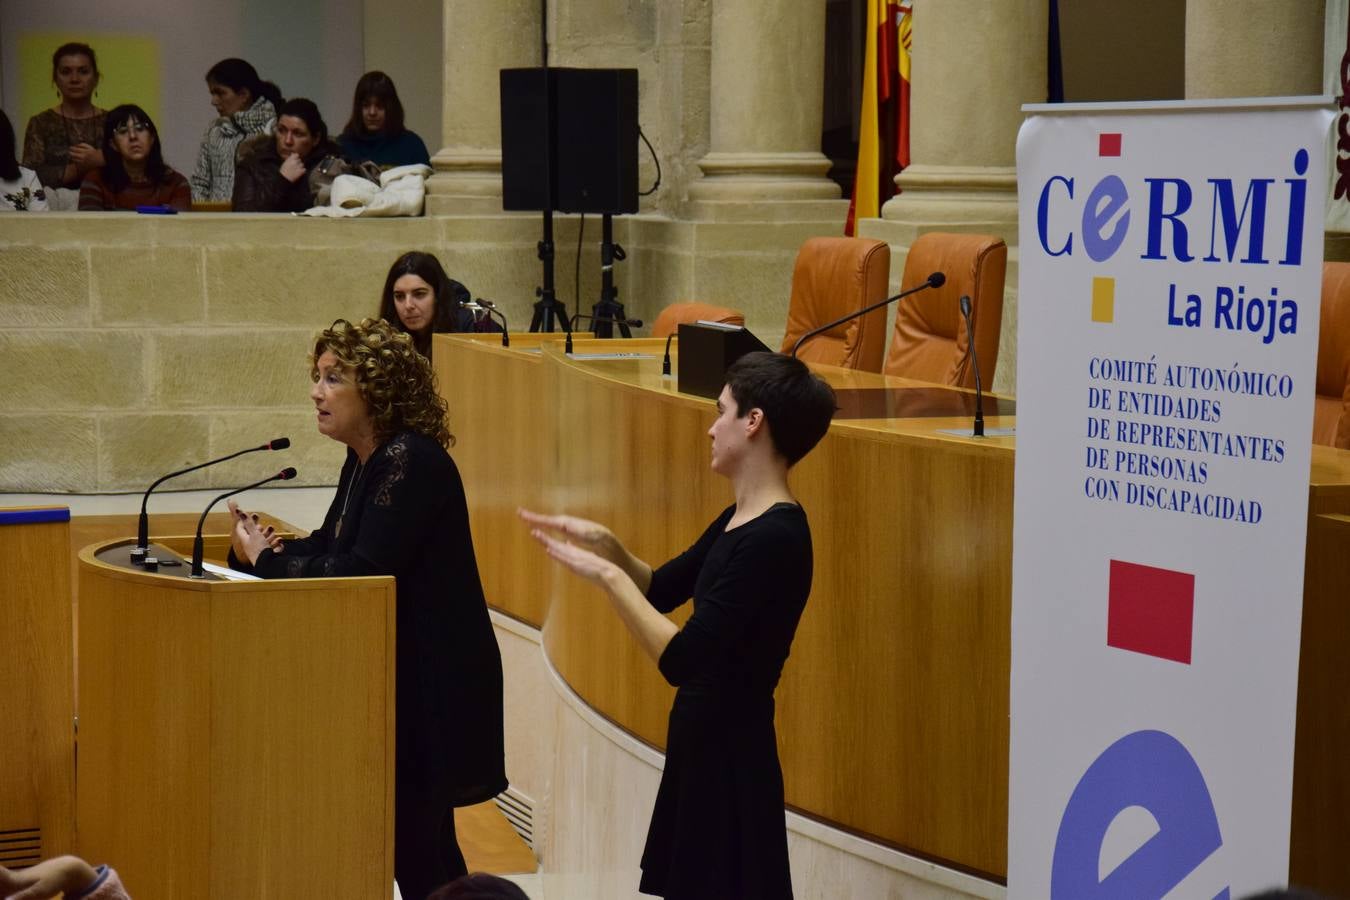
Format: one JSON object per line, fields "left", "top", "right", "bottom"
{"left": 1033, "top": 133, "right": 1310, "bottom": 333}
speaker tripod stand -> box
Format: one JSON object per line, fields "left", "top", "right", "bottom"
{"left": 528, "top": 210, "right": 570, "bottom": 332}
{"left": 587, "top": 213, "right": 631, "bottom": 338}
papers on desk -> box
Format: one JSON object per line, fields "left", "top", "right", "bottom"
{"left": 201, "top": 561, "right": 261, "bottom": 581}
{"left": 566, "top": 352, "right": 658, "bottom": 360}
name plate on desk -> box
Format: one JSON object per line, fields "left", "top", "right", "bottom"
{"left": 676, "top": 322, "right": 771, "bottom": 399}
{"left": 833, "top": 387, "right": 1016, "bottom": 420}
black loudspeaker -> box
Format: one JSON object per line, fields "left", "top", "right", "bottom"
{"left": 500, "top": 68, "right": 556, "bottom": 211}
{"left": 555, "top": 68, "right": 638, "bottom": 214}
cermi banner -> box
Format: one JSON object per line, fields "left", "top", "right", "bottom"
{"left": 1009, "top": 98, "right": 1333, "bottom": 899}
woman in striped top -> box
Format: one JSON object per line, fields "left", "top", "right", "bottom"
{"left": 78, "top": 105, "right": 190, "bottom": 212}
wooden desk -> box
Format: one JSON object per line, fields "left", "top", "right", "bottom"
{"left": 435, "top": 333, "right": 1350, "bottom": 886}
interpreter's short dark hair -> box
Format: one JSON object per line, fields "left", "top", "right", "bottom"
{"left": 426, "top": 872, "right": 531, "bottom": 900}
{"left": 52, "top": 42, "right": 99, "bottom": 81}
{"left": 277, "top": 97, "right": 327, "bottom": 145}
{"left": 724, "top": 351, "right": 836, "bottom": 466}
{"left": 344, "top": 70, "right": 406, "bottom": 138}
{"left": 101, "top": 104, "right": 168, "bottom": 193}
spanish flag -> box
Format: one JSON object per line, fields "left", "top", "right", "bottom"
{"left": 846, "top": 0, "right": 912, "bottom": 235}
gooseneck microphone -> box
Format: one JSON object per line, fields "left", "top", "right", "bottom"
{"left": 474, "top": 298, "right": 510, "bottom": 347}
{"left": 190, "top": 467, "right": 298, "bottom": 578}
{"left": 662, "top": 331, "right": 676, "bottom": 376}
{"left": 564, "top": 312, "right": 645, "bottom": 354}
{"left": 791, "top": 271, "right": 946, "bottom": 359}
{"left": 135, "top": 438, "right": 291, "bottom": 562}
{"left": 958, "top": 294, "right": 986, "bottom": 437}
{"left": 461, "top": 299, "right": 510, "bottom": 348}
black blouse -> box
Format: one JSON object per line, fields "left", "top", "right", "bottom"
{"left": 230, "top": 430, "right": 507, "bottom": 805}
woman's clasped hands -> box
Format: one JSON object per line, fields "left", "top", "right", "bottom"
{"left": 228, "top": 498, "right": 284, "bottom": 565}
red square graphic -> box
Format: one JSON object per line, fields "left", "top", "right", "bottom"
{"left": 1107, "top": 560, "right": 1194, "bottom": 664}
{"left": 1099, "top": 133, "right": 1122, "bottom": 157}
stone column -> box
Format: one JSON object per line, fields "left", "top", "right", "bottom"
{"left": 1185, "top": 0, "right": 1324, "bottom": 99}
{"left": 426, "top": 0, "right": 542, "bottom": 215}
{"left": 687, "top": 0, "right": 843, "bottom": 216}
{"left": 877, "top": 0, "right": 1048, "bottom": 242}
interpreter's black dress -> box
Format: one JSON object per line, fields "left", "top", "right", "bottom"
{"left": 639, "top": 502, "right": 813, "bottom": 900}
{"left": 230, "top": 430, "right": 507, "bottom": 900}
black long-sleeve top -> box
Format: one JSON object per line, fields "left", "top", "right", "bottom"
{"left": 230, "top": 430, "right": 507, "bottom": 804}
{"left": 648, "top": 502, "right": 813, "bottom": 701}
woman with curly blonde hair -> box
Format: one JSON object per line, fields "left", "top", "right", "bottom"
{"left": 227, "top": 317, "right": 507, "bottom": 899}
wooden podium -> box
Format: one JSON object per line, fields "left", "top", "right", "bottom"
{"left": 0, "top": 507, "right": 75, "bottom": 868}
{"left": 76, "top": 538, "right": 396, "bottom": 900}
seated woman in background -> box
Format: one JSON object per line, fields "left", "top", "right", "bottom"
{"left": 227, "top": 318, "right": 507, "bottom": 900}
{"left": 189, "top": 58, "right": 282, "bottom": 202}
{"left": 232, "top": 98, "right": 340, "bottom": 212}
{"left": 22, "top": 42, "right": 106, "bottom": 208}
{"left": 338, "top": 71, "right": 430, "bottom": 170}
{"left": 379, "top": 251, "right": 499, "bottom": 358}
{"left": 1, "top": 110, "right": 48, "bottom": 210}
{"left": 78, "top": 105, "right": 190, "bottom": 211}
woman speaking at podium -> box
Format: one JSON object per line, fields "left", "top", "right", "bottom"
{"left": 521, "top": 352, "right": 836, "bottom": 899}
{"left": 228, "top": 317, "right": 506, "bottom": 900}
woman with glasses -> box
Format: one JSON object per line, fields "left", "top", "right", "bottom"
{"left": 78, "top": 105, "right": 190, "bottom": 211}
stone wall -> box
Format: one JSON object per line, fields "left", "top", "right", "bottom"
{"left": 0, "top": 210, "right": 844, "bottom": 493}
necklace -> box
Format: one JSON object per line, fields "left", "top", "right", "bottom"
{"left": 334, "top": 460, "right": 367, "bottom": 539}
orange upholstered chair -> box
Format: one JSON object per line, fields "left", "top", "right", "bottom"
{"left": 1314, "top": 261, "right": 1350, "bottom": 449}
{"left": 883, "top": 232, "right": 1006, "bottom": 388}
{"left": 652, "top": 302, "right": 745, "bottom": 339}
{"left": 779, "top": 237, "right": 890, "bottom": 370}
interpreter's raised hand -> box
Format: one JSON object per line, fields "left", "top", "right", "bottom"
{"left": 518, "top": 508, "right": 623, "bottom": 562}
{"left": 0, "top": 855, "right": 100, "bottom": 900}
{"left": 279, "top": 152, "right": 307, "bottom": 183}
{"left": 527, "top": 526, "right": 622, "bottom": 589}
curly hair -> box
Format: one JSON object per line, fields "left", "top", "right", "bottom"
{"left": 311, "top": 318, "right": 453, "bottom": 447}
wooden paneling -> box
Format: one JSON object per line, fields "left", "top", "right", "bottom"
{"left": 77, "top": 542, "right": 395, "bottom": 900}
{"left": 437, "top": 334, "right": 1350, "bottom": 884}
{"left": 0, "top": 509, "right": 74, "bottom": 864}
{"left": 435, "top": 334, "right": 559, "bottom": 627}
{"left": 1290, "top": 512, "right": 1350, "bottom": 896}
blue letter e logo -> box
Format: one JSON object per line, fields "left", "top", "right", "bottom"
{"left": 1050, "top": 730, "right": 1227, "bottom": 899}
